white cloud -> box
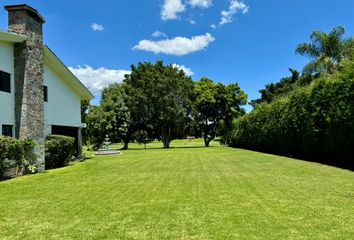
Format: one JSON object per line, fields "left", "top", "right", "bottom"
{"left": 152, "top": 31, "right": 168, "bottom": 38}
{"left": 91, "top": 23, "right": 104, "bottom": 31}
{"left": 220, "top": 0, "right": 249, "bottom": 26}
{"left": 133, "top": 33, "right": 215, "bottom": 56}
{"left": 210, "top": 24, "right": 216, "bottom": 29}
{"left": 188, "top": 0, "right": 213, "bottom": 8}
{"left": 161, "top": 0, "right": 186, "bottom": 20}
{"left": 190, "top": 19, "right": 196, "bottom": 25}
{"left": 69, "top": 65, "right": 131, "bottom": 96}
{"left": 172, "top": 64, "right": 194, "bottom": 76}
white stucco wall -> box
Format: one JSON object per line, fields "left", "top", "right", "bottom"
{"left": 44, "top": 64, "right": 83, "bottom": 136}
{"left": 0, "top": 41, "right": 15, "bottom": 134}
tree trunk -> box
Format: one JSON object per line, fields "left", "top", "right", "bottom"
{"left": 123, "top": 140, "right": 129, "bottom": 150}
{"left": 204, "top": 138, "right": 210, "bottom": 147}
{"left": 203, "top": 120, "right": 215, "bottom": 147}
{"left": 122, "top": 135, "right": 129, "bottom": 150}
{"left": 224, "top": 128, "right": 231, "bottom": 147}
{"left": 161, "top": 129, "right": 171, "bottom": 149}
{"left": 163, "top": 140, "right": 170, "bottom": 149}
{"left": 223, "top": 120, "right": 232, "bottom": 147}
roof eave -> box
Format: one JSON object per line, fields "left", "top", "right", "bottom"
{"left": 44, "top": 46, "right": 94, "bottom": 101}
{"left": 0, "top": 31, "right": 27, "bottom": 43}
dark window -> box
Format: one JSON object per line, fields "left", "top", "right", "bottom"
{"left": 43, "top": 85, "right": 48, "bottom": 102}
{"left": 0, "top": 71, "right": 11, "bottom": 93}
{"left": 2, "top": 125, "right": 13, "bottom": 137}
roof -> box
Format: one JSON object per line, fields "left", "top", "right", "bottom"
{"left": 44, "top": 46, "right": 94, "bottom": 101}
{"left": 0, "top": 31, "right": 94, "bottom": 101}
{"left": 4, "top": 4, "right": 45, "bottom": 23}
{"left": 0, "top": 30, "right": 27, "bottom": 42}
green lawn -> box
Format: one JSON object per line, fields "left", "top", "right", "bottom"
{"left": 0, "top": 139, "right": 354, "bottom": 239}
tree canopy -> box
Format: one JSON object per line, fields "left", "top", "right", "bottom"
{"left": 194, "top": 78, "right": 247, "bottom": 147}
{"left": 82, "top": 27, "right": 354, "bottom": 150}
{"left": 124, "top": 61, "right": 195, "bottom": 148}
{"left": 86, "top": 84, "right": 129, "bottom": 149}
{"left": 296, "top": 26, "right": 354, "bottom": 75}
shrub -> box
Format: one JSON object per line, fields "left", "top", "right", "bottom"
{"left": 231, "top": 60, "right": 354, "bottom": 169}
{"left": 0, "top": 136, "right": 35, "bottom": 180}
{"left": 45, "top": 135, "right": 75, "bottom": 169}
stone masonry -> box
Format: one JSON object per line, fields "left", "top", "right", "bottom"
{"left": 5, "top": 5, "right": 46, "bottom": 172}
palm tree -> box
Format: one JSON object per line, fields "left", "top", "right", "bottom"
{"left": 296, "top": 26, "right": 354, "bottom": 75}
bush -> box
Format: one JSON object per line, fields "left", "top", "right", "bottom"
{"left": 45, "top": 135, "right": 75, "bottom": 169}
{"left": 0, "top": 136, "right": 35, "bottom": 180}
{"left": 231, "top": 60, "right": 354, "bottom": 169}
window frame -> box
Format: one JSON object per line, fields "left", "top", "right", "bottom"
{"left": 43, "top": 85, "right": 48, "bottom": 102}
{"left": 0, "top": 70, "right": 11, "bottom": 93}
{"left": 2, "top": 125, "right": 13, "bottom": 137}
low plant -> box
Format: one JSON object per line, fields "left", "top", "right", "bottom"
{"left": 0, "top": 136, "right": 35, "bottom": 180}
{"left": 45, "top": 135, "right": 75, "bottom": 169}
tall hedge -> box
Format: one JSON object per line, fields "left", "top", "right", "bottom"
{"left": 231, "top": 61, "right": 354, "bottom": 168}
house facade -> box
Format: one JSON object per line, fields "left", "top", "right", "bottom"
{"left": 0, "top": 4, "right": 94, "bottom": 171}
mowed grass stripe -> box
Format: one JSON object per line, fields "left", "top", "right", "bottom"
{"left": 0, "top": 140, "right": 353, "bottom": 239}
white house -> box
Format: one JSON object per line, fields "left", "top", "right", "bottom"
{"left": 0, "top": 4, "right": 94, "bottom": 171}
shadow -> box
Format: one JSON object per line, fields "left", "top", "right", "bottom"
{"left": 233, "top": 147, "right": 354, "bottom": 172}
{"left": 120, "top": 145, "right": 217, "bottom": 151}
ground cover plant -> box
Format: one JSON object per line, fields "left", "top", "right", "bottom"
{"left": 0, "top": 139, "right": 353, "bottom": 239}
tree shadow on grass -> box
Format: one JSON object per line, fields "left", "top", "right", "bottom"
{"left": 121, "top": 146, "right": 217, "bottom": 151}
{"left": 235, "top": 147, "right": 354, "bottom": 172}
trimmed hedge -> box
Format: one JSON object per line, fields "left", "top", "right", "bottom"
{"left": 45, "top": 135, "right": 75, "bottom": 169}
{"left": 0, "top": 136, "right": 35, "bottom": 180}
{"left": 231, "top": 61, "right": 354, "bottom": 168}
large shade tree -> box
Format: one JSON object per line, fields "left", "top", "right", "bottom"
{"left": 194, "top": 78, "right": 219, "bottom": 147}
{"left": 296, "top": 26, "right": 354, "bottom": 75}
{"left": 194, "top": 78, "right": 247, "bottom": 147}
{"left": 124, "top": 61, "right": 194, "bottom": 148}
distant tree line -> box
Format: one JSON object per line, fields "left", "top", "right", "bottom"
{"left": 83, "top": 61, "right": 247, "bottom": 149}
{"left": 82, "top": 26, "right": 354, "bottom": 168}
{"left": 232, "top": 26, "right": 354, "bottom": 169}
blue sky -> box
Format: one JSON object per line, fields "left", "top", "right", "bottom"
{"left": 1, "top": 0, "right": 354, "bottom": 108}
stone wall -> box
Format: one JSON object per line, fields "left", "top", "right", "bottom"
{"left": 6, "top": 7, "right": 45, "bottom": 172}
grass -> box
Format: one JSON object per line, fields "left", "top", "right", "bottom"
{"left": 0, "top": 139, "right": 354, "bottom": 239}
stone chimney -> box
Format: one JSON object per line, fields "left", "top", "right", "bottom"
{"left": 5, "top": 4, "right": 46, "bottom": 172}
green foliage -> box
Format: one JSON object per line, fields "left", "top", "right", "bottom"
{"left": 231, "top": 59, "right": 354, "bottom": 168}
{"left": 252, "top": 27, "right": 354, "bottom": 106}
{"left": 81, "top": 100, "right": 90, "bottom": 145}
{"left": 84, "top": 61, "right": 247, "bottom": 150}
{"left": 194, "top": 78, "right": 247, "bottom": 146}
{"left": 0, "top": 136, "right": 35, "bottom": 180}
{"left": 86, "top": 84, "right": 130, "bottom": 149}
{"left": 194, "top": 78, "right": 219, "bottom": 147}
{"left": 217, "top": 82, "right": 248, "bottom": 145}
{"left": 296, "top": 26, "right": 354, "bottom": 75}
{"left": 124, "top": 61, "right": 195, "bottom": 148}
{"left": 45, "top": 135, "right": 75, "bottom": 169}
{"left": 132, "top": 130, "right": 151, "bottom": 149}
{"left": 81, "top": 100, "right": 90, "bottom": 123}
{"left": 251, "top": 69, "right": 314, "bottom": 106}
